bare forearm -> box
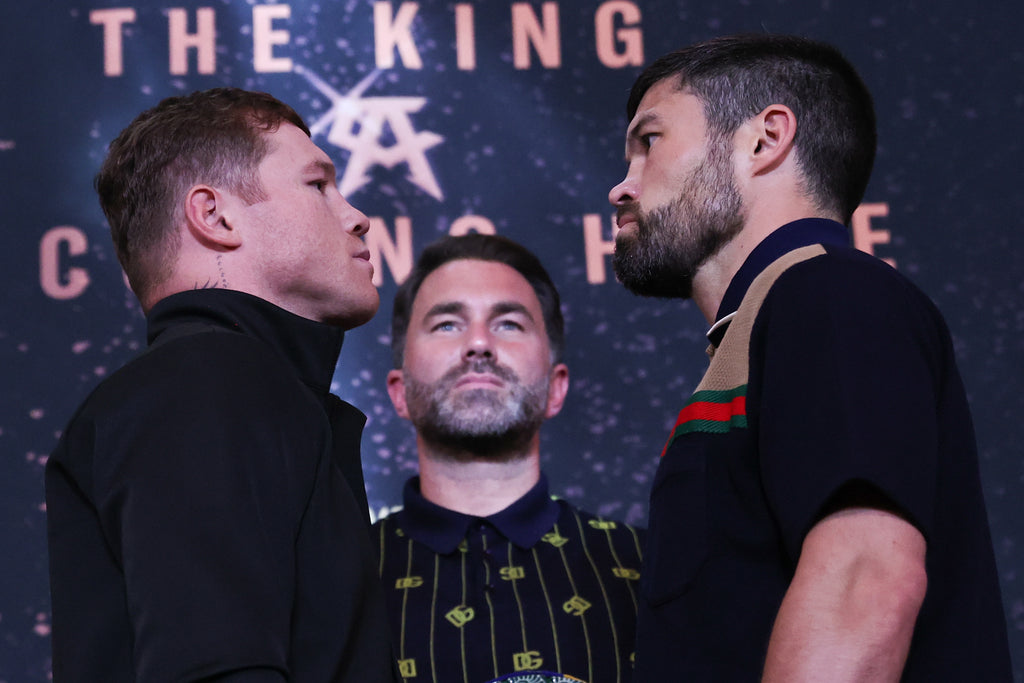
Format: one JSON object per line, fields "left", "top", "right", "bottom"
{"left": 763, "top": 575, "right": 918, "bottom": 681}
{"left": 762, "top": 508, "right": 927, "bottom": 682}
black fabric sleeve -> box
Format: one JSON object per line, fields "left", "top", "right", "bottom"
{"left": 92, "top": 333, "right": 328, "bottom": 682}
{"left": 752, "top": 253, "right": 947, "bottom": 563}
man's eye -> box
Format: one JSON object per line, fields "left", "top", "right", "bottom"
{"left": 641, "top": 133, "right": 659, "bottom": 147}
{"left": 310, "top": 180, "right": 327, "bottom": 192}
{"left": 431, "top": 321, "right": 457, "bottom": 332}
{"left": 495, "top": 320, "right": 524, "bottom": 332}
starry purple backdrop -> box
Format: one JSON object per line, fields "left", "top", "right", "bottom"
{"left": 2, "top": 2, "right": 1022, "bottom": 680}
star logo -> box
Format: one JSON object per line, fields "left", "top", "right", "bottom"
{"left": 297, "top": 65, "right": 445, "bottom": 200}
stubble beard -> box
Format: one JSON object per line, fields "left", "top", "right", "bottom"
{"left": 403, "top": 358, "right": 550, "bottom": 462}
{"left": 612, "top": 136, "right": 746, "bottom": 299}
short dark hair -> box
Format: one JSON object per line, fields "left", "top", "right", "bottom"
{"left": 628, "top": 34, "right": 876, "bottom": 223}
{"left": 96, "top": 87, "right": 309, "bottom": 301}
{"left": 391, "top": 233, "right": 565, "bottom": 367}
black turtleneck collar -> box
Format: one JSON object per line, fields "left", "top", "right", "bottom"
{"left": 396, "top": 473, "right": 563, "bottom": 554}
{"left": 707, "top": 218, "right": 851, "bottom": 348}
{"left": 146, "top": 289, "right": 346, "bottom": 395}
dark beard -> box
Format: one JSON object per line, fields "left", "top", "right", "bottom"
{"left": 403, "top": 358, "right": 549, "bottom": 461}
{"left": 612, "top": 138, "right": 745, "bottom": 299}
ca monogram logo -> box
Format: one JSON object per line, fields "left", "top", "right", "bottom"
{"left": 298, "top": 67, "right": 445, "bottom": 201}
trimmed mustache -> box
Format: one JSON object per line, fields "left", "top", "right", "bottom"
{"left": 439, "top": 357, "right": 518, "bottom": 386}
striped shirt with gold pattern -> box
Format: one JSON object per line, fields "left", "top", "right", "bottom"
{"left": 373, "top": 475, "right": 644, "bottom": 683}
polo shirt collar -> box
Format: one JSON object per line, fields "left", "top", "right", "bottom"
{"left": 398, "top": 474, "right": 562, "bottom": 554}
{"left": 707, "top": 218, "right": 850, "bottom": 348}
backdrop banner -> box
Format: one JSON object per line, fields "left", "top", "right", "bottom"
{"left": 2, "top": 1, "right": 1022, "bottom": 679}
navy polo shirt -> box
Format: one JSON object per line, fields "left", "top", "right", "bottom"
{"left": 373, "top": 474, "right": 645, "bottom": 683}
{"left": 634, "top": 219, "right": 1011, "bottom": 680}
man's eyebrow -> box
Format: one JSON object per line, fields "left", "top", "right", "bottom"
{"left": 627, "top": 111, "right": 659, "bottom": 140}
{"left": 491, "top": 301, "right": 535, "bottom": 321}
{"left": 423, "top": 301, "right": 466, "bottom": 318}
{"left": 422, "top": 300, "right": 535, "bottom": 322}
{"left": 623, "top": 111, "right": 660, "bottom": 159}
{"left": 303, "top": 159, "right": 336, "bottom": 178}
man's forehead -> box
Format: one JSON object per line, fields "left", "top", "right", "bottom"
{"left": 626, "top": 110, "right": 661, "bottom": 139}
{"left": 628, "top": 80, "right": 695, "bottom": 130}
{"left": 414, "top": 259, "right": 541, "bottom": 314}
{"left": 261, "top": 122, "right": 331, "bottom": 163}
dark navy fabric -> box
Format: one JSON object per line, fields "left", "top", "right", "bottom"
{"left": 374, "top": 474, "right": 644, "bottom": 683}
{"left": 635, "top": 220, "right": 1011, "bottom": 681}
{"left": 709, "top": 218, "right": 851, "bottom": 346}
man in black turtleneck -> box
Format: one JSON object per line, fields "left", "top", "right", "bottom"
{"left": 45, "top": 88, "right": 399, "bottom": 682}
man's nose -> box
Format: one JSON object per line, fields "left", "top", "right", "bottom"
{"left": 463, "top": 322, "right": 494, "bottom": 361}
{"left": 335, "top": 193, "right": 370, "bottom": 237}
{"left": 608, "top": 172, "right": 639, "bottom": 207}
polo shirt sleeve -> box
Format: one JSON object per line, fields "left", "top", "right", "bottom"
{"left": 93, "top": 333, "right": 326, "bottom": 681}
{"left": 751, "top": 252, "right": 950, "bottom": 563}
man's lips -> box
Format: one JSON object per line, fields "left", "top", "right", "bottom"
{"left": 454, "top": 373, "right": 504, "bottom": 389}
{"left": 353, "top": 249, "right": 374, "bottom": 275}
{"left": 616, "top": 211, "right": 638, "bottom": 231}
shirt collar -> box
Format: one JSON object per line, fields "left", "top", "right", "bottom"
{"left": 397, "top": 473, "right": 562, "bottom": 554}
{"left": 146, "top": 289, "right": 346, "bottom": 394}
{"left": 707, "top": 218, "right": 850, "bottom": 347}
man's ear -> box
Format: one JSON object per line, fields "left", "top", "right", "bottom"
{"left": 544, "top": 363, "right": 570, "bottom": 419}
{"left": 745, "top": 103, "right": 797, "bottom": 175}
{"left": 184, "top": 184, "right": 243, "bottom": 249}
{"left": 386, "top": 368, "right": 411, "bottom": 420}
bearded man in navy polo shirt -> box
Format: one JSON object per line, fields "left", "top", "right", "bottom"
{"left": 374, "top": 234, "right": 644, "bottom": 683}
{"left": 608, "top": 33, "right": 1011, "bottom": 681}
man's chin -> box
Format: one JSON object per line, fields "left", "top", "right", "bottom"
{"left": 421, "top": 428, "right": 534, "bottom": 463}
{"left": 445, "top": 390, "right": 513, "bottom": 415}
{"left": 612, "top": 258, "right": 693, "bottom": 300}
